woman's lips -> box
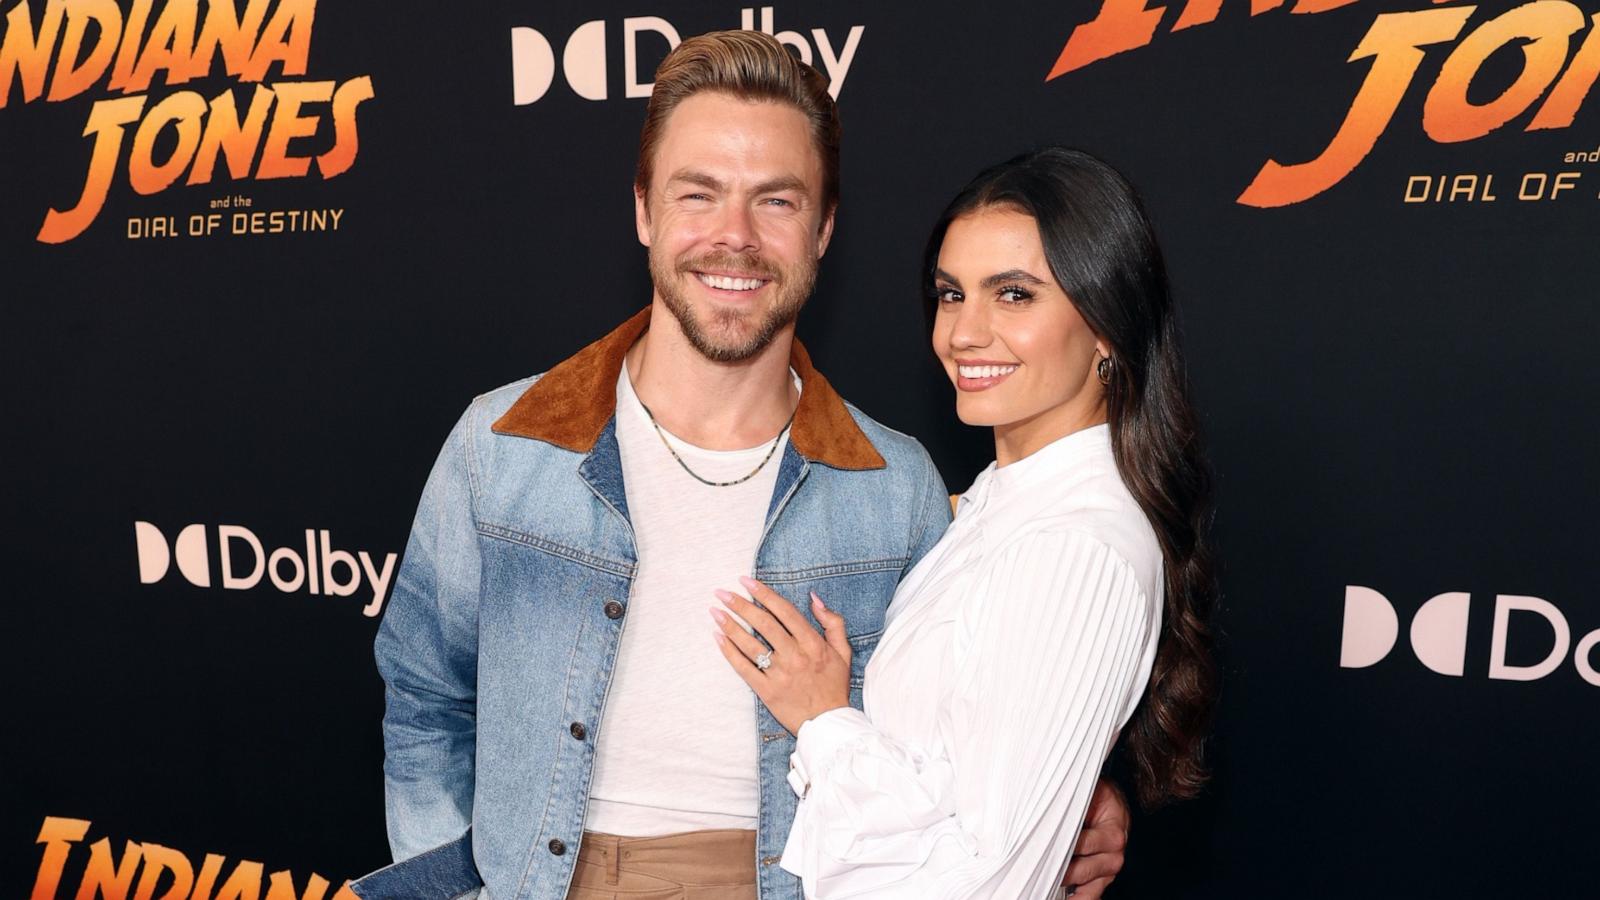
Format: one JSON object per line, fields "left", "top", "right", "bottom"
{"left": 954, "top": 361, "right": 1019, "bottom": 391}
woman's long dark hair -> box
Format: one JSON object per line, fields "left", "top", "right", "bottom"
{"left": 923, "top": 147, "right": 1217, "bottom": 809}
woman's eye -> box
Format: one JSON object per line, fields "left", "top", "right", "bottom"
{"left": 998, "top": 286, "right": 1034, "bottom": 304}
{"left": 935, "top": 288, "right": 962, "bottom": 304}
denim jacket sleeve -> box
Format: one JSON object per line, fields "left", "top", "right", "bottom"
{"left": 905, "top": 450, "right": 954, "bottom": 577}
{"left": 373, "top": 404, "right": 483, "bottom": 862}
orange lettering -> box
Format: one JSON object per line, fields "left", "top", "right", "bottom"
{"left": 1173, "top": 0, "right": 1286, "bottom": 34}
{"left": 126, "top": 0, "right": 198, "bottom": 92}
{"left": 30, "top": 817, "right": 90, "bottom": 900}
{"left": 184, "top": 0, "right": 272, "bottom": 81}
{"left": 77, "top": 838, "right": 145, "bottom": 900}
{"left": 0, "top": 0, "right": 67, "bottom": 107}
{"left": 1047, "top": 0, "right": 1167, "bottom": 79}
{"left": 38, "top": 94, "right": 147, "bottom": 243}
{"left": 46, "top": 0, "right": 120, "bottom": 101}
{"left": 264, "top": 871, "right": 330, "bottom": 900}
{"left": 128, "top": 90, "right": 207, "bottom": 194}
{"left": 192, "top": 853, "right": 228, "bottom": 900}
{"left": 106, "top": 0, "right": 155, "bottom": 91}
{"left": 1291, "top": 0, "right": 1360, "bottom": 13}
{"left": 188, "top": 84, "right": 275, "bottom": 184}
{"left": 133, "top": 843, "right": 196, "bottom": 900}
{"left": 1529, "top": 10, "right": 1600, "bottom": 129}
{"left": 318, "top": 75, "right": 373, "bottom": 177}
{"left": 257, "top": 79, "right": 331, "bottom": 179}
{"left": 214, "top": 860, "right": 265, "bottom": 900}
{"left": 241, "top": 0, "right": 316, "bottom": 82}
{"left": 1238, "top": 6, "right": 1475, "bottom": 207}
{"left": 1424, "top": 0, "right": 1584, "bottom": 142}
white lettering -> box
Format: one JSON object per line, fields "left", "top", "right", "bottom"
{"left": 319, "top": 529, "right": 360, "bottom": 598}
{"left": 812, "top": 25, "right": 864, "bottom": 99}
{"left": 1488, "top": 595, "right": 1571, "bottom": 681}
{"left": 1339, "top": 585, "right": 1398, "bottom": 668}
{"left": 268, "top": 546, "right": 306, "bottom": 593}
{"left": 174, "top": 523, "right": 210, "bottom": 587}
{"left": 1409, "top": 591, "right": 1470, "bottom": 677}
{"left": 359, "top": 551, "right": 398, "bottom": 618}
{"left": 566, "top": 20, "right": 609, "bottom": 101}
{"left": 219, "top": 525, "right": 265, "bottom": 590}
{"left": 624, "top": 16, "right": 680, "bottom": 99}
{"left": 134, "top": 521, "right": 170, "bottom": 584}
{"left": 511, "top": 27, "right": 555, "bottom": 105}
{"left": 1576, "top": 628, "right": 1600, "bottom": 687}
{"left": 305, "top": 528, "right": 320, "bottom": 595}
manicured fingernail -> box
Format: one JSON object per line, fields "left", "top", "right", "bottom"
{"left": 713, "top": 632, "right": 726, "bottom": 645}
{"left": 739, "top": 576, "right": 758, "bottom": 591}
{"left": 810, "top": 592, "right": 824, "bottom": 609}
{"left": 710, "top": 607, "right": 729, "bottom": 624}
{"left": 714, "top": 589, "right": 736, "bottom": 605}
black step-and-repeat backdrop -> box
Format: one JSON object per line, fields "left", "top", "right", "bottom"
{"left": 7, "top": 1, "right": 1596, "bottom": 897}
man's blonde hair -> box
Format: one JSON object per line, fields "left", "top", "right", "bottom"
{"left": 636, "top": 30, "right": 841, "bottom": 216}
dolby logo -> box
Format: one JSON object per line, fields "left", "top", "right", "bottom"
{"left": 510, "top": 6, "right": 865, "bottom": 105}
{"left": 134, "top": 521, "right": 397, "bottom": 618}
{"left": 1340, "top": 585, "right": 1599, "bottom": 685}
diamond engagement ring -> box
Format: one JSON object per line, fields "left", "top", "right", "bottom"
{"left": 754, "top": 650, "right": 773, "bottom": 671}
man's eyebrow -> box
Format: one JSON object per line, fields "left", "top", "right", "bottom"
{"left": 980, "top": 269, "right": 1048, "bottom": 289}
{"left": 664, "top": 171, "right": 808, "bottom": 196}
{"left": 666, "top": 170, "right": 726, "bottom": 192}
{"left": 752, "top": 175, "right": 807, "bottom": 195}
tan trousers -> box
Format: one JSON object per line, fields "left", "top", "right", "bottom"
{"left": 565, "top": 829, "right": 758, "bottom": 900}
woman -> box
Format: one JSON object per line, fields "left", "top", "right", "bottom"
{"left": 708, "top": 147, "right": 1216, "bottom": 898}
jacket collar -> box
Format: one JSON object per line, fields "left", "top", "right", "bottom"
{"left": 491, "top": 306, "right": 886, "bottom": 471}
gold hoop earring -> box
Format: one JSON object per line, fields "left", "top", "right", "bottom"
{"left": 1096, "top": 355, "right": 1113, "bottom": 385}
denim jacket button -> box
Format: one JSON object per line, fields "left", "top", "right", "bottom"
{"left": 603, "top": 600, "right": 625, "bottom": 619}
{"left": 548, "top": 838, "right": 567, "bottom": 856}
{"left": 569, "top": 722, "right": 587, "bottom": 740}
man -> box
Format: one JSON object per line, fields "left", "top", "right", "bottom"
{"left": 352, "top": 30, "right": 1128, "bottom": 900}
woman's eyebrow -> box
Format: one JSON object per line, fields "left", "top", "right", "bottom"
{"left": 980, "top": 269, "right": 1047, "bottom": 289}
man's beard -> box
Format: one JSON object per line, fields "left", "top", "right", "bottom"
{"left": 651, "top": 247, "right": 817, "bottom": 363}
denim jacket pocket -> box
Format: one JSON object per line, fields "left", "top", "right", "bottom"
{"left": 846, "top": 628, "right": 882, "bottom": 690}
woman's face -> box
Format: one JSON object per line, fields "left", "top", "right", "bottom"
{"left": 931, "top": 206, "right": 1107, "bottom": 459}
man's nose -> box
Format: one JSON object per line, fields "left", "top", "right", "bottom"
{"left": 713, "top": 201, "right": 759, "bottom": 253}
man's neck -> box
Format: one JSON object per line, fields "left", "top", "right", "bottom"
{"left": 625, "top": 297, "right": 800, "bottom": 451}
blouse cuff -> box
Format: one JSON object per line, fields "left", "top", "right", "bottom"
{"left": 789, "top": 706, "right": 873, "bottom": 797}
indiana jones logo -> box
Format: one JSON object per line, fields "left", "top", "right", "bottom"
{"left": 1049, "top": 0, "right": 1600, "bottom": 205}
{"left": 0, "top": 0, "right": 375, "bottom": 243}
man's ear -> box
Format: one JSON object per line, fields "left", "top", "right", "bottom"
{"left": 634, "top": 186, "right": 652, "bottom": 247}
{"left": 816, "top": 206, "right": 837, "bottom": 259}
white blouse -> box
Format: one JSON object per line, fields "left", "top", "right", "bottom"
{"left": 780, "top": 424, "right": 1164, "bottom": 899}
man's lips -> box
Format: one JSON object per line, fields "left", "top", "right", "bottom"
{"left": 954, "top": 359, "right": 1020, "bottom": 391}
{"left": 693, "top": 271, "right": 772, "bottom": 293}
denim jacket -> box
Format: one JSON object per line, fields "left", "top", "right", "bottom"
{"left": 351, "top": 308, "right": 952, "bottom": 900}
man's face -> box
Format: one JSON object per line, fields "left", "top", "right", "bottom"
{"left": 635, "top": 92, "right": 835, "bottom": 362}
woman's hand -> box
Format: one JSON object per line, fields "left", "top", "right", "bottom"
{"left": 711, "top": 576, "right": 853, "bottom": 735}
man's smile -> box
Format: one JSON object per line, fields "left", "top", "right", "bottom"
{"left": 694, "top": 271, "right": 772, "bottom": 293}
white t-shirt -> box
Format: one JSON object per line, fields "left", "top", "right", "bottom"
{"left": 583, "top": 366, "right": 797, "bottom": 836}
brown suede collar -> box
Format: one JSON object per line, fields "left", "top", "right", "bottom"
{"left": 491, "top": 307, "right": 886, "bottom": 471}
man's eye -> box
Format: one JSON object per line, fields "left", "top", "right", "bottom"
{"left": 763, "top": 198, "right": 793, "bottom": 207}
